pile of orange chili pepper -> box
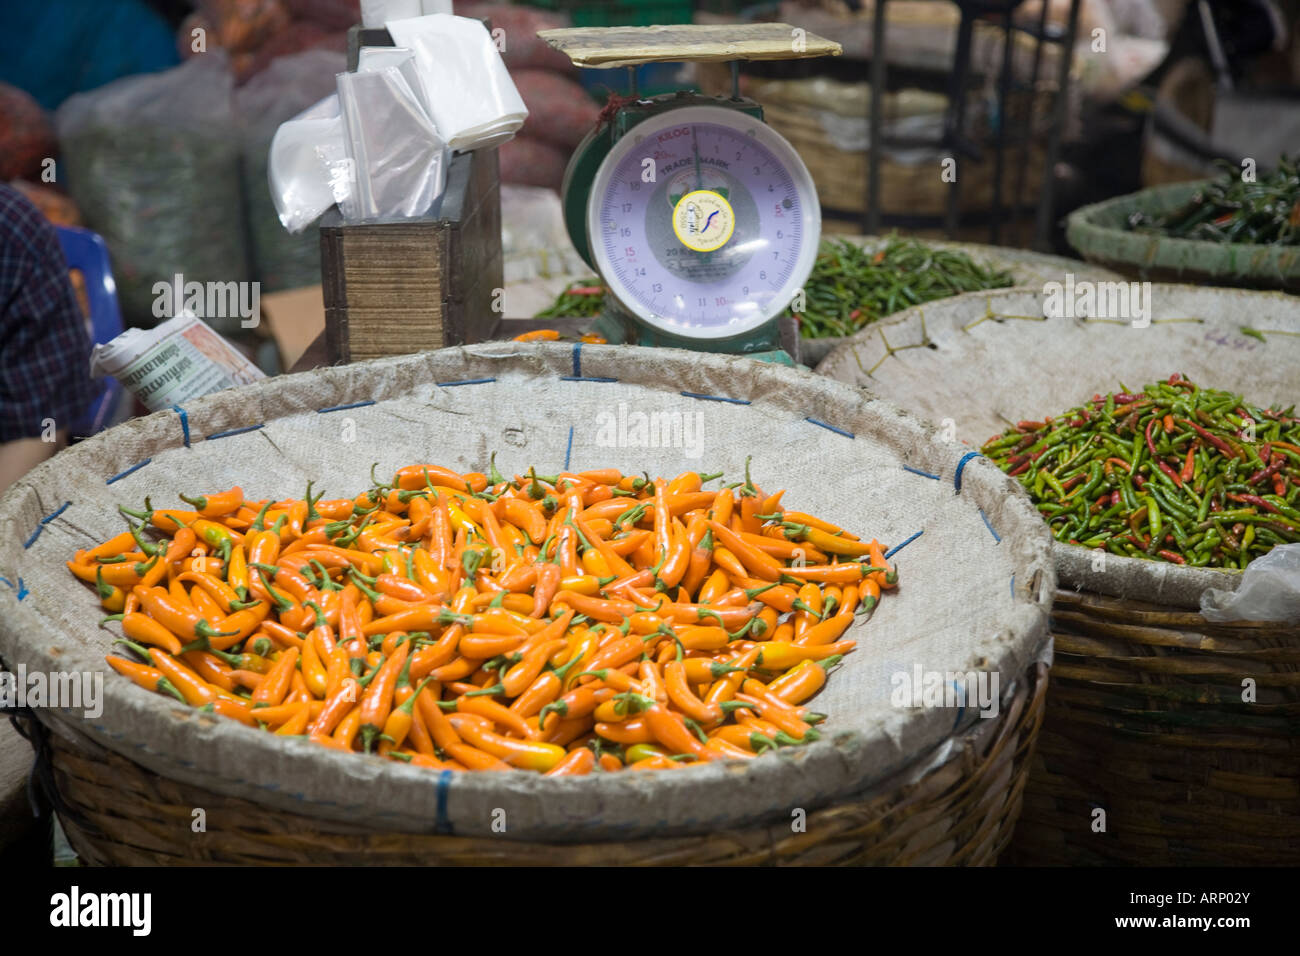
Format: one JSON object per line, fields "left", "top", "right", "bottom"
{"left": 73, "top": 461, "right": 897, "bottom": 775}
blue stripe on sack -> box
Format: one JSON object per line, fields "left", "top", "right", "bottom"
{"left": 572, "top": 342, "right": 582, "bottom": 377}
{"left": 979, "top": 508, "right": 1002, "bottom": 543}
{"left": 954, "top": 451, "right": 981, "bottom": 491}
{"left": 903, "top": 465, "right": 940, "bottom": 480}
{"left": 171, "top": 404, "right": 190, "bottom": 447}
{"left": 41, "top": 502, "right": 71, "bottom": 524}
{"left": 560, "top": 376, "right": 618, "bottom": 383}
{"left": 435, "top": 769, "right": 454, "bottom": 834}
{"left": 24, "top": 501, "right": 72, "bottom": 548}
{"left": 681, "top": 391, "right": 751, "bottom": 405}
{"left": 106, "top": 459, "right": 151, "bottom": 485}
{"left": 437, "top": 378, "right": 495, "bottom": 387}
{"left": 885, "top": 530, "right": 923, "bottom": 559}
{"left": 206, "top": 424, "right": 264, "bottom": 441}
{"left": 16, "top": 578, "right": 28, "bottom": 601}
{"left": 564, "top": 426, "right": 574, "bottom": 471}
{"left": 317, "top": 400, "right": 375, "bottom": 414}
{"left": 805, "top": 417, "right": 853, "bottom": 438}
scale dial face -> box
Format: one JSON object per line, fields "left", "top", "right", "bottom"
{"left": 587, "top": 106, "right": 821, "bottom": 340}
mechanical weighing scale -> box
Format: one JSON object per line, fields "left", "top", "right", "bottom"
{"left": 538, "top": 24, "right": 842, "bottom": 363}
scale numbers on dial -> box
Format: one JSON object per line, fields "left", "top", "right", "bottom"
{"left": 588, "top": 106, "right": 820, "bottom": 340}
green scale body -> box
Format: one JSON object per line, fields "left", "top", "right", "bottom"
{"left": 560, "top": 92, "right": 807, "bottom": 365}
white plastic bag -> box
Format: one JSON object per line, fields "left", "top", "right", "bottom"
{"left": 268, "top": 93, "right": 353, "bottom": 233}
{"left": 336, "top": 66, "right": 447, "bottom": 221}
{"left": 1200, "top": 544, "right": 1300, "bottom": 623}
{"left": 360, "top": 0, "right": 420, "bottom": 26}
{"left": 360, "top": 0, "right": 448, "bottom": 26}
{"left": 385, "top": 13, "right": 526, "bottom": 151}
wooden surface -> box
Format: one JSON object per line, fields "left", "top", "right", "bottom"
{"left": 539, "top": 23, "right": 841, "bottom": 68}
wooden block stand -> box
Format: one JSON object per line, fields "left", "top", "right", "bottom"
{"left": 320, "top": 147, "right": 503, "bottom": 364}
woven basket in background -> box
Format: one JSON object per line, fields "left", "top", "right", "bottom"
{"left": 818, "top": 286, "right": 1300, "bottom": 866}
{"left": 1067, "top": 180, "right": 1300, "bottom": 291}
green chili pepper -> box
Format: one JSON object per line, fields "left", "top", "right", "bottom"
{"left": 982, "top": 374, "right": 1300, "bottom": 567}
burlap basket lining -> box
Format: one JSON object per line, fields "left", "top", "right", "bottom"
{"left": 0, "top": 344, "right": 1052, "bottom": 840}
{"left": 817, "top": 284, "right": 1300, "bottom": 607}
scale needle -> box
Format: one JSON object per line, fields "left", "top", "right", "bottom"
{"left": 691, "top": 126, "right": 702, "bottom": 191}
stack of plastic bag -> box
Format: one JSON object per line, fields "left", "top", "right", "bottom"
{"left": 337, "top": 53, "right": 447, "bottom": 222}
{"left": 385, "top": 13, "right": 526, "bottom": 151}
{"left": 268, "top": 11, "right": 524, "bottom": 231}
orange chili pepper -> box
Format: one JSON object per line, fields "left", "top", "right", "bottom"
{"left": 545, "top": 746, "right": 596, "bottom": 776}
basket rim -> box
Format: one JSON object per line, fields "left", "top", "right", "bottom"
{"left": 1065, "top": 179, "right": 1300, "bottom": 284}
{"left": 815, "top": 283, "right": 1300, "bottom": 607}
{"left": 46, "top": 660, "right": 1049, "bottom": 859}
{"left": 0, "top": 343, "right": 1055, "bottom": 839}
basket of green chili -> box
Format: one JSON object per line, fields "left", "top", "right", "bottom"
{"left": 1067, "top": 158, "right": 1300, "bottom": 290}
{"left": 817, "top": 284, "right": 1300, "bottom": 866}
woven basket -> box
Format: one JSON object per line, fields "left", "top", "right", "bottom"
{"left": 1014, "top": 595, "right": 1300, "bottom": 866}
{"left": 29, "top": 662, "right": 1047, "bottom": 865}
{"left": 762, "top": 99, "right": 1051, "bottom": 222}
{"left": 816, "top": 285, "right": 1300, "bottom": 866}
{"left": 1067, "top": 180, "right": 1300, "bottom": 290}
{"left": 0, "top": 344, "right": 1054, "bottom": 864}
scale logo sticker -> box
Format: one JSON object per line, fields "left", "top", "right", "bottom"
{"left": 672, "top": 190, "right": 735, "bottom": 253}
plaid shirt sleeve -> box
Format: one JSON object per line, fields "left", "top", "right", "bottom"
{"left": 0, "top": 184, "right": 96, "bottom": 442}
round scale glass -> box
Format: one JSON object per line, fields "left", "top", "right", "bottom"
{"left": 587, "top": 106, "right": 821, "bottom": 340}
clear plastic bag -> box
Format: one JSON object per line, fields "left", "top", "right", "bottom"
{"left": 268, "top": 93, "right": 352, "bottom": 234}
{"left": 356, "top": 46, "right": 432, "bottom": 121}
{"left": 336, "top": 66, "right": 447, "bottom": 221}
{"left": 360, "top": 0, "right": 421, "bottom": 26}
{"left": 55, "top": 52, "right": 250, "bottom": 329}
{"left": 237, "top": 49, "right": 345, "bottom": 290}
{"left": 385, "top": 13, "right": 526, "bottom": 151}
{"left": 1201, "top": 544, "right": 1300, "bottom": 623}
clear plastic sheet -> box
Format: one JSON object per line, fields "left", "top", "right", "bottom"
{"left": 268, "top": 93, "right": 352, "bottom": 234}
{"left": 336, "top": 66, "right": 446, "bottom": 222}
{"left": 356, "top": 46, "right": 432, "bottom": 122}
{"left": 1202, "top": 544, "right": 1300, "bottom": 623}
{"left": 360, "top": 0, "right": 421, "bottom": 26}
{"left": 385, "top": 13, "right": 526, "bottom": 151}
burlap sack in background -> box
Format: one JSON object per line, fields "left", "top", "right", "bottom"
{"left": 817, "top": 284, "right": 1300, "bottom": 607}
{"left": 0, "top": 344, "right": 1052, "bottom": 840}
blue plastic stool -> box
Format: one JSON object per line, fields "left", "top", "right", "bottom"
{"left": 55, "top": 225, "right": 124, "bottom": 437}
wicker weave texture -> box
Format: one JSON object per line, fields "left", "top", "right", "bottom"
{"left": 1066, "top": 180, "right": 1300, "bottom": 290}
{"left": 46, "top": 665, "right": 1046, "bottom": 866}
{"left": 1012, "top": 592, "right": 1300, "bottom": 866}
